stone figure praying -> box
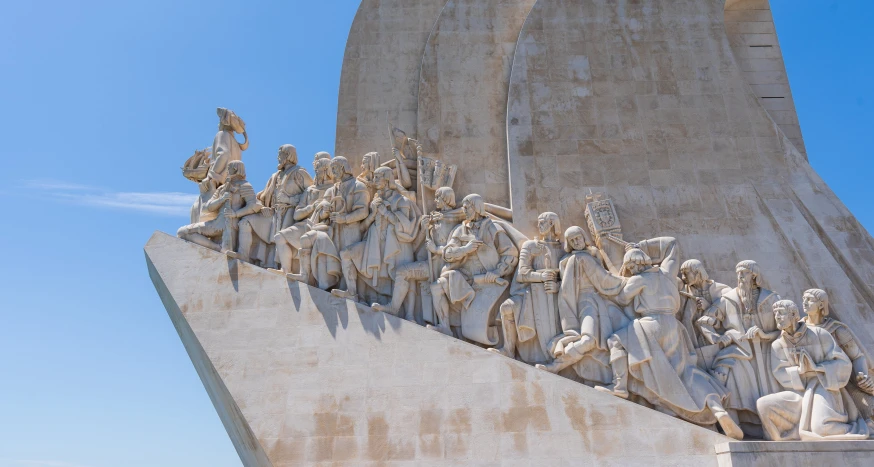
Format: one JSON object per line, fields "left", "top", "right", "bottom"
{"left": 803, "top": 288, "right": 874, "bottom": 433}
{"left": 757, "top": 300, "right": 869, "bottom": 441}
{"left": 372, "top": 187, "right": 464, "bottom": 322}
{"left": 332, "top": 166, "right": 420, "bottom": 305}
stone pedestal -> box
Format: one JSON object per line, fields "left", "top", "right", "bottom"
{"left": 716, "top": 441, "right": 874, "bottom": 467}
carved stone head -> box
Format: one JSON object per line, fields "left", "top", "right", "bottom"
{"left": 773, "top": 299, "right": 801, "bottom": 332}
{"left": 227, "top": 160, "right": 246, "bottom": 181}
{"left": 620, "top": 248, "right": 652, "bottom": 277}
{"left": 803, "top": 288, "right": 830, "bottom": 320}
{"left": 680, "top": 259, "right": 709, "bottom": 287}
{"left": 361, "top": 152, "right": 381, "bottom": 175}
{"left": 331, "top": 157, "right": 353, "bottom": 180}
{"left": 435, "top": 187, "right": 456, "bottom": 210}
{"left": 735, "top": 260, "right": 763, "bottom": 290}
{"left": 278, "top": 144, "right": 298, "bottom": 169}
{"left": 373, "top": 166, "right": 394, "bottom": 191}
{"left": 537, "top": 212, "right": 561, "bottom": 240}
{"left": 314, "top": 155, "right": 333, "bottom": 183}
{"left": 564, "top": 226, "right": 590, "bottom": 253}
{"left": 461, "top": 194, "right": 485, "bottom": 221}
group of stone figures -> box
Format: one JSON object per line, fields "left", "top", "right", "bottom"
{"left": 177, "top": 108, "right": 874, "bottom": 442}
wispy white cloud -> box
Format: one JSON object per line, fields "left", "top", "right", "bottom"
{"left": 1, "top": 460, "right": 95, "bottom": 467}
{"left": 24, "top": 179, "right": 194, "bottom": 217}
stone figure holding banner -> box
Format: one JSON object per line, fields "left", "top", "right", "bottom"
{"left": 757, "top": 300, "right": 869, "bottom": 441}
{"left": 699, "top": 260, "right": 781, "bottom": 436}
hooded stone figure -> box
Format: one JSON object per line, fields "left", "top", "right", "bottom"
{"left": 208, "top": 108, "right": 248, "bottom": 186}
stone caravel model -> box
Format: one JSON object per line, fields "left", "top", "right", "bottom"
{"left": 149, "top": 0, "right": 874, "bottom": 465}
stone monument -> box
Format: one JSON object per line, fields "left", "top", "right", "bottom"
{"left": 148, "top": 1, "right": 874, "bottom": 465}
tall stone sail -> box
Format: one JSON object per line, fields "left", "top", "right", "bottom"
{"left": 147, "top": 0, "right": 874, "bottom": 465}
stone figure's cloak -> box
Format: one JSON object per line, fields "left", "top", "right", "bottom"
{"left": 209, "top": 130, "right": 243, "bottom": 185}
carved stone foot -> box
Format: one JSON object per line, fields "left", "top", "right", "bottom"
{"left": 371, "top": 303, "right": 389, "bottom": 313}
{"left": 716, "top": 413, "right": 744, "bottom": 440}
{"left": 223, "top": 249, "right": 241, "bottom": 259}
{"left": 487, "top": 347, "right": 512, "bottom": 358}
{"left": 534, "top": 362, "right": 558, "bottom": 373}
{"left": 265, "top": 268, "right": 284, "bottom": 275}
{"left": 594, "top": 384, "right": 629, "bottom": 399}
{"left": 332, "top": 289, "right": 356, "bottom": 300}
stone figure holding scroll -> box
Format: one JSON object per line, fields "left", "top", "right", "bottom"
{"left": 803, "top": 288, "right": 874, "bottom": 433}
{"left": 372, "top": 187, "right": 464, "bottom": 321}
{"left": 757, "top": 300, "right": 869, "bottom": 441}
{"left": 236, "top": 144, "right": 312, "bottom": 267}
{"left": 534, "top": 226, "right": 629, "bottom": 385}
{"left": 178, "top": 161, "right": 260, "bottom": 255}
{"left": 428, "top": 194, "right": 519, "bottom": 338}
{"left": 488, "top": 212, "right": 563, "bottom": 365}
{"left": 699, "top": 260, "right": 781, "bottom": 435}
{"left": 595, "top": 237, "right": 744, "bottom": 440}
{"left": 332, "top": 167, "right": 420, "bottom": 305}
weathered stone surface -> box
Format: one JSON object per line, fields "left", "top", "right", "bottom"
{"left": 505, "top": 0, "right": 874, "bottom": 354}
{"left": 417, "top": 0, "right": 538, "bottom": 207}
{"left": 147, "top": 232, "right": 731, "bottom": 466}
{"left": 335, "top": 0, "right": 447, "bottom": 169}
{"left": 715, "top": 441, "right": 874, "bottom": 467}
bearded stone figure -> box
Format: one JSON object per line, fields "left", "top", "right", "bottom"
{"left": 332, "top": 166, "right": 420, "bottom": 305}
{"left": 699, "top": 260, "right": 781, "bottom": 437}
{"left": 594, "top": 237, "right": 744, "bottom": 440}
{"left": 678, "top": 259, "right": 730, "bottom": 352}
{"left": 322, "top": 157, "right": 370, "bottom": 254}
{"left": 236, "top": 144, "right": 313, "bottom": 268}
{"left": 488, "top": 212, "right": 563, "bottom": 365}
{"left": 803, "top": 288, "right": 874, "bottom": 433}
{"left": 757, "top": 300, "right": 869, "bottom": 441}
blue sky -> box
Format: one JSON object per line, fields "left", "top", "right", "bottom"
{"left": 0, "top": 1, "right": 871, "bottom": 466}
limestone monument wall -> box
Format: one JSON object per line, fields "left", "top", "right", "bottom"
{"left": 147, "top": 232, "right": 730, "bottom": 466}
{"left": 336, "top": 0, "right": 874, "bottom": 350}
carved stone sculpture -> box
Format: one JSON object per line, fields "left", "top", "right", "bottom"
{"left": 181, "top": 148, "right": 215, "bottom": 224}
{"left": 332, "top": 166, "right": 420, "bottom": 305}
{"left": 384, "top": 126, "right": 419, "bottom": 192}
{"left": 428, "top": 194, "right": 519, "bottom": 341}
{"left": 803, "top": 288, "right": 874, "bottom": 433}
{"left": 594, "top": 237, "right": 744, "bottom": 440}
{"left": 699, "top": 260, "right": 781, "bottom": 436}
{"left": 534, "top": 226, "right": 628, "bottom": 385}
{"left": 678, "top": 259, "right": 731, "bottom": 368}
{"left": 357, "top": 151, "right": 380, "bottom": 199}
{"left": 488, "top": 212, "right": 563, "bottom": 365}
{"left": 273, "top": 152, "right": 334, "bottom": 275}
{"left": 177, "top": 160, "right": 260, "bottom": 255}
{"left": 372, "top": 187, "right": 464, "bottom": 322}
{"left": 322, "top": 157, "right": 370, "bottom": 255}
{"left": 207, "top": 108, "right": 248, "bottom": 186}
{"left": 757, "top": 300, "right": 869, "bottom": 441}
{"left": 236, "top": 145, "right": 313, "bottom": 268}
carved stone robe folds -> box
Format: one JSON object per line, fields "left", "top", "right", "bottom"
{"left": 557, "top": 248, "right": 629, "bottom": 385}
{"left": 349, "top": 190, "right": 420, "bottom": 301}
{"left": 209, "top": 129, "right": 243, "bottom": 185}
{"left": 757, "top": 323, "right": 869, "bottom": 441}
{"left": 504, "top": 239, "right": 564, "bottom": 364}
{"left": 440, "top": 217, "right": 518, "bottom": 319}
{"left": 704, "top": 287, "right": 780, "bottom": 423}
{"left": 323, "top": 177, "right": 370, "bottom": 252}
{"left": 809, "top": 317, "right": 874, "bottom": 425}
{"left": 298, "top": 230, "right": 341, "bottom": 290}
{"left": 610, "top": 238, "right": 728, "bottom": 425}
{"left": 679, "top": 280, "right": 730, "bottom": 350}
{"left": 276, "top": 181, "right": 333, "bottom": 251}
